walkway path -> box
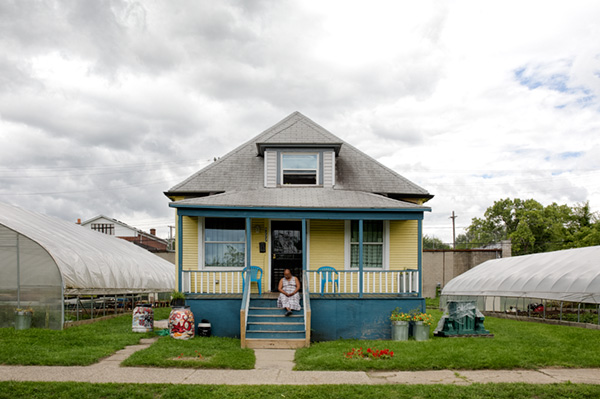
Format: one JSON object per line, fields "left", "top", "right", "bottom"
{"left": 0, "top": 339, "right": 599, "bottom": 385}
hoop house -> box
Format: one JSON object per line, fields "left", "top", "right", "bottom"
{"left": 0, "top": 202, "right": 174, "bottom": 329}
{"left": 441, "top": 246, "right": 600, "bottom": 321}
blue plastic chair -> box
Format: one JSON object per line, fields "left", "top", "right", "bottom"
{"left": 242, "top": 266, "right": 263, "bottom": 296}
{"left": 317, "top": 266, "right": 339, "bottom": 295}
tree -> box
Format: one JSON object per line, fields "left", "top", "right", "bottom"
{"left": 463, "top": 198, "right": 600, "bottom": 256}
{"left": 422, "top": 235, "right": 451, "bottom": 250}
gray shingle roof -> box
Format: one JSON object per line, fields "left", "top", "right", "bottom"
{"left": 172, "top": 188, "right": 428, "bottom": 209}
{"left": 166, "top": 112, "right": 432, "bottom": 206}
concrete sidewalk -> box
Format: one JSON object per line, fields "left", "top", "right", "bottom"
{"left": 0, "top": 338, "right": 599, "bottom": 385}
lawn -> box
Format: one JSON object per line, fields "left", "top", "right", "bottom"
{"left": 1, "top": 381, "right": 600, "bottom": 399}
{"left": 121, "top": 335, "right": 255, "bottom": 369}
{"left": 295, "top": 310, "right": 600, "bottom": 371}
{"left": 0, "top": 307, "right": 171, "bottom": 366}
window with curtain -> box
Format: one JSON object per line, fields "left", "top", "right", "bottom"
{"left": 350, "top": 220, "right": 383, "bottom": 268}
{"left": 204, "top": 218, "right": 245, "bottom": 267}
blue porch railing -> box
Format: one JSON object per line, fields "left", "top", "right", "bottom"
{"left": 304, "top": 269, "right": 419, "bottom": 296}
{"left": 181, "top": 269, "right": 419, "bottom": 296}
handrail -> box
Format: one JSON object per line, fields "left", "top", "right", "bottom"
{"left": 305, "top": 269, "right": 419, "bottom": 295}
{"left": 240, "top": 268, "right": 252, "bottom": 348}
{"left": 302, "top": 270, "right": 311, "bottom": 347}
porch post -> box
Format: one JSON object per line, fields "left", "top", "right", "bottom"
{"left": 359, "top": 219, "right": 364, "bottom": 298}
{"left": 301, "top": 218, "right": 307, "bottom": 271}
{"left": 245, "top": 217, "right": 252, "bottom": 268}
{"left": 177, "top": 212, "right": 183, "bottom": 292}
{"left": 418, "top": 218, "right": 424, "bottom": 310}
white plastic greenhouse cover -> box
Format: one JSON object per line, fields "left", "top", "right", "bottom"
{"left": 0, "top": 202, "right": 174, "bottom": 295}
{"left": 442, "top": 246, "right": 600, "bottom": 304}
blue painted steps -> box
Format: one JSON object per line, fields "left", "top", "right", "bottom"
{"left": 245, "top": 299, "right": 306, "bottom": 341}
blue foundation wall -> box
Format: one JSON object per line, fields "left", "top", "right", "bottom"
{"left": 185, "top": 296, "right": 425, "bottom": 340}
{"left": 310, "top": 297, "right": 424, "bottom": 341}
{"left": 186, "top": 298, "right": 241, "bottom": 338}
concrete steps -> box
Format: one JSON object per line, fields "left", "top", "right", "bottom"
{"left": 244, "top": 299, "right": 308, "bottom": 348}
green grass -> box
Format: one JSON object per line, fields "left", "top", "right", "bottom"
{"left": 1, "top": 381, "right": 600, "bottom": 399}
{"left": 0, "top": 307, "right": 172, "bottom": 366}
{"left": 296, "top": 310, "right": 600, "bottom": 371}
{"left": 121, "top": 335, "right": 255, "bottom": 369}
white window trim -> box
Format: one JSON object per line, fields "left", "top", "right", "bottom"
{"left": 344, "top": 220, "right": 389, "bottom": 271}
{"left": 198, "top": 217, "right": 247, "bottom": 271}
{"left": 280, "top": 152, "right": 320, "bottom": 186}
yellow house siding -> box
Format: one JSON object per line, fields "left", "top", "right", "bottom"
{"left": 182, "top": 216, "right": 199, "bottom": 271}
{"left": 309, "top": 220, "right": 345, "bottom": 271}
{"left": 250, "top": 218, "right": 268, "bottom": 293}
{"left": 389, "top": 220, "right": 418, "bottom": 270}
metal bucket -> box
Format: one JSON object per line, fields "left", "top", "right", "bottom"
{"left": 15, "top": 311, "right": 32, "bottom": 330}
{"left": 132, "top": 304, "right": 154, "bottom": 332}
{"left": 169, "top": 307, "right": 195, "bottom": 340}
{"left": 413, "top": 321, "right": 430, "bottom": 341}
{"left": 391, "top": 320, "right": 409, "bottom": 341}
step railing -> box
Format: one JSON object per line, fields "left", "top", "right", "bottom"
{"left": 240, "top": 268, "right": 252, "bottom": 348}
{"left": 302, "top": 270, "right": 311, "bottom": 347}
{"left": 305, "top": 269, "right": 419, "bottom": 295}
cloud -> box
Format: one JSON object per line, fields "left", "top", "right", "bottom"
{"left": 1, "top": 0, "right": 600, "bottom": 241}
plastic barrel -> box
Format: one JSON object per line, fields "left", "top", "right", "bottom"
{"left": 132, "top": 304, "right": 154, "bottom": 333}
{"left": 169, "top": 306, "right": 195, "bottom": 340}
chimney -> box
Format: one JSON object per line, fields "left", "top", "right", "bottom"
{"left": 150, "top": 228, "right": 156, "bottom": 236}
{"left": 76, "top": 218, "right": 81, "bottom": 225}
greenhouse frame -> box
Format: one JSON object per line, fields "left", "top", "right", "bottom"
{"left": 0, "top": 202, "right": 174, "bottom": 330}
{"left": 441, "top": 246, "right": 600, "bottom": 325}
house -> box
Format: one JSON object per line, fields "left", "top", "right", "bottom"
{"left": 80, "top": 215, "right": 171, "bottom": 254}
{"left": 165, "top": 112, "right": 432, "bottom": 348}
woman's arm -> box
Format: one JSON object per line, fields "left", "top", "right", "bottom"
{"left": 290, "top": 276, "right": 300, "bottom": 296}
{"left": 278, "top": 278, "right": 287, "bottom": 295}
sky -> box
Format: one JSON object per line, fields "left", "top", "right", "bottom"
{"left": 1, "top": 0, "right": 599, "bottom": 242}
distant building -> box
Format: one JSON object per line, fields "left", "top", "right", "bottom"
{"left": 80, "top": 215, "right": 170, "bottom": 253}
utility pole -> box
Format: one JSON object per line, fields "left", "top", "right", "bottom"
{"left": 168, "top": 225, "right": 175, "bottom": 240}
{"left": 450, "top": 211, "right": 457, "bottom": 249}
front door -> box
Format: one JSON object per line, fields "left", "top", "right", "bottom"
{"left": 271, "top": 220, "right": 302, "bottom": 292}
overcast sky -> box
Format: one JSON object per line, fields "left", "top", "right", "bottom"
{"left": 1, "top": 1, "right": 599, "bottom": 242}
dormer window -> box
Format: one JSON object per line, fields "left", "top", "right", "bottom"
{"left": 281, "top": 153, "right": 319, "bottom": 185}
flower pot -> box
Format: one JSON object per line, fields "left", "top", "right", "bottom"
{"left": 132, "top": 304, "right": 154, "bottom": 333}
{"left": 15, "top": 311, "right": 32, "bottom": 330}
{"left": 169, "top": 306, "right": 195, "bottom": 340}
{"left": 391, "top": 320, "right": 409, "bottom": 341}
{"left": 413, "top": 320, "right": 430, "bottom": 341}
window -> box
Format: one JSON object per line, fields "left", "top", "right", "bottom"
{"left": 350, "top": 221, "right": 384, "bottom": 268}
{"left": 281, "top": 153, "right": 318, "bottom": 185}
{"left": 204, "top": 218, "right": 245, "bottom": 268}
{"left": 91, "top": 223, "right": 114, "bottom": 235}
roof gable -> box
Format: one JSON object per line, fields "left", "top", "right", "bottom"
{"left": 166, "top": 112, "right": 431, "bottom": 200}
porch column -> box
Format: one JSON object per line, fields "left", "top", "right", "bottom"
{"left": 245, "top": 217, "right": 252, "bottom": 268}
{"left": 301, "top": 219, "right": 307, "bottom": 271}
{"left": 359, "top": 219, "right": 364, "bottom": 298}
{"left": 177, "top": 212, "right": 183, "bottom": 292}
{"left": 418, "top": 218, "right": 424, "bottom": 310}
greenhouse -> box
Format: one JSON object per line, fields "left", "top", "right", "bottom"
{"left": 441, "top": 246, "right": 600, "bottom": 324}
{"left": 0, "top": 202, "right": 174, "bottom": 330}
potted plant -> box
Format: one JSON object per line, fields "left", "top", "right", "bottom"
{"left": 390, "top": 307, "right": 411, "bottom": 341}
{"left": 14, "top": 307, "right": 33, "bottom": 330}
{"left": 411, "top": 312, "right": 434, "bottom": 341}
{"left": 170, "top": 291, "right": 186, "bottom": 308}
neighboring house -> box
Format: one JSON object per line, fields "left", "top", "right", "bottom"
{"left": 165, "top": 112, "right": 433, "bottom": 347}
{"left": 80, "top": 215, "right": 170, "bottom": 253}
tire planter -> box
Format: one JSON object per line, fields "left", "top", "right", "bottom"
{"left": 169, "top": 306, "right": 195, "bottom": 340}
{"left": 132, "top": 304, "right": 154, "bottom": 333}
{"left": 391, "top": 320, "right": 409, "bottom": 341}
